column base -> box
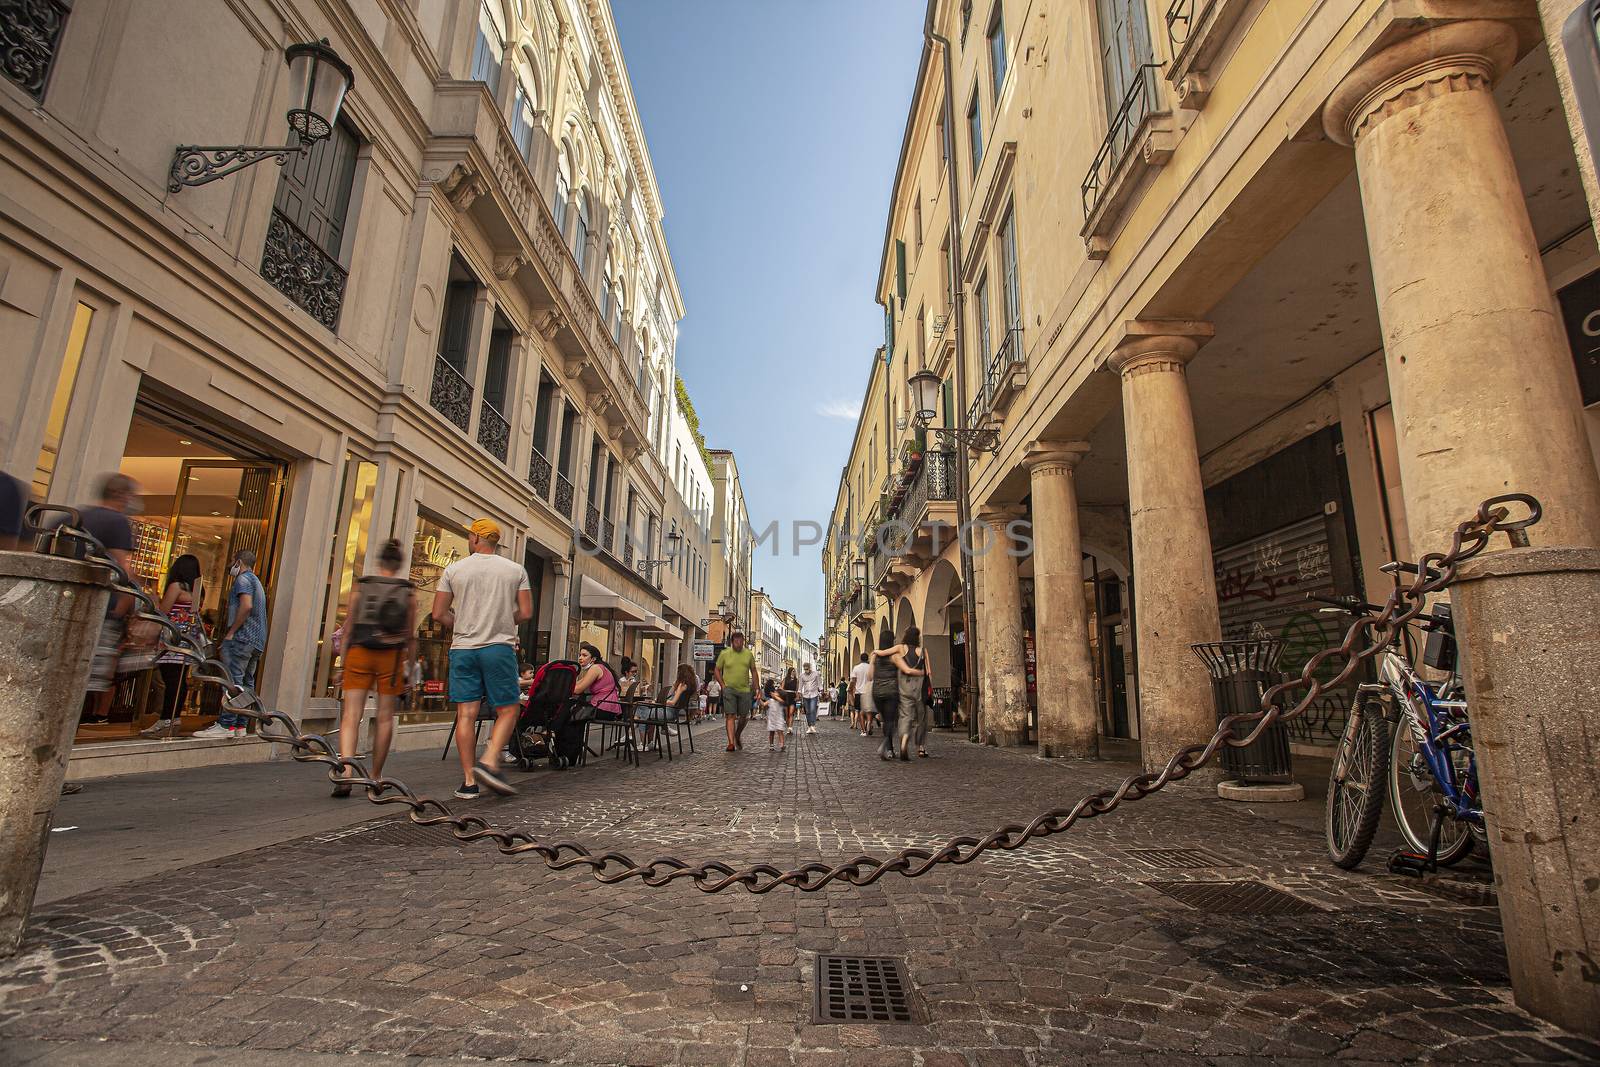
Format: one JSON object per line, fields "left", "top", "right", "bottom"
{"left": 985, "top": 728, "right": 1030, "bottom": 748}
{"left": 1038, "top": 742, "right": 1099, "bottom": 760}
{"left": 1216, "top": 780, "right": 1305, "bottom": 803}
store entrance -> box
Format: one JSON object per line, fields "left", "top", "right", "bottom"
{"left": 81, "top": 404, "right": 286, "bottom": 743}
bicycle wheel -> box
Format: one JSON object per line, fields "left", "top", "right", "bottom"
{"left": 1388, "top": 718, "right": 1474, "bottom": 865}
{"left": 1325, "top": 697, "right": 1389, "bottom": 869}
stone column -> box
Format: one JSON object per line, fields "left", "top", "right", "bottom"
{"left": 1453, "top": 547, "right": 1600, "bottom": 1037}
{"left": 1023, "top": 442, "right": 1099, "bottom": 759}
{"left": 1110, "top": 322, "right": 1222, "bottom": 777}
{"left": 1324, "top": 19, "right": 1600, "bottom": 551}
{"left": 975, "top": 504, "right": 1029, "bottom": 747}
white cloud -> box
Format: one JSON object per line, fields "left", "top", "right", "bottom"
{"left": 814, "top": 397, "right": 860, "bottom": 421}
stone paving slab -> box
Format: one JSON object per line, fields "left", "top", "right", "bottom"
{"left": 3, "top": 721, "right": 1597, "bottom": 1065}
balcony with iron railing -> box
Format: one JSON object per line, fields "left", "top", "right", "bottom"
{"left": 601, "top": 517, "right": 615, "bottom": 555}
{"left": 554, "top": 472, "right": 575, "bottom": 519}
{"left": 477, "top": 399, "right": 510, "bottom": 462}
{"left": 261, "top": 208, "right": 347, "bottom": 331}
{"left": 527, "top": 446, "right": 553, "bottom": 500}
{"left": 429, "top": 356, "right": 473, "bottom": 432}
{"left": 1080, "top": 63, "right": 1177, "bottom": 259}
{"left": 984, "top": 327, "right": 1026, "bottom": 416}
{"left": 428, "top": 81, "right": 651, "bottom": 455}
{"left": 1164, "top": 0, "right": 1248, "bottom": 110}
{"left": 583, "top": 502, "right": 601, "bottom": 544}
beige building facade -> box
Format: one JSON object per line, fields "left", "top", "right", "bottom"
{"left": 827, "top": 0, "right": 1600, "bottom": 1029}
{"left": 2, "top": 0, "right": 692, "bottom": 774}
{"left": 831, "top": 0, "right": 1600, "bottom": 761}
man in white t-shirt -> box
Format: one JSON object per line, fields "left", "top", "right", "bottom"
{"left": 849, "top": 653, "right": 873, "bottom": 737}
{"left": 432, "top": 518, "right": 532, "bottom": 799}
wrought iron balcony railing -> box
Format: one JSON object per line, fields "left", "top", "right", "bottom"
{"left": 1081, "top": 63, "right": 1164, "bottom": 223}
{"left": 554, "top": 473, "right": 575, "bottom": 519}
{"left": 602, "top": 517, "right": 615, "bottom": 554}
{"left": 1, "top": 0, "right": 68, "bottom": 101}
{"left": 429, "top": 355, "right": 473, "bottom": 432}
{"left": 1166, "top": 0, "right": 1215, "bottom": 53}
{"left": 477, "top": 399, "right": 510, "bottom": 462}
{"left": 967, "top": 385, "right": 989, "bottom": 433}
{"left": 583, "top": 503, "right": 600, "bottom": 543}
{"left": 528, "top": 447, "right": 552, "bottom": 500}
{"left": 261, "top": 208, "right": 348, "bottom": 331}
{"left": 899, "top": 450, "right": 956, "bottom": 532}
{"left": 985, "top": 327, "right": 1025, "bottom": 409}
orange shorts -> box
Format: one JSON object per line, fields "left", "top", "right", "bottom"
{"left": 343, "top": 645, "right": 407, "bottom": 696}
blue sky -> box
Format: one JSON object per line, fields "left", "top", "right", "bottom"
{"left": 613, "top": 0, "right": 925, "bottom": 640}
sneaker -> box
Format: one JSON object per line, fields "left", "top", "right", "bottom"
{"left": 192, "top": 724, "right": 232, "bottom": 740}
{"left": 807, "top": 726, "right": 817, "bottom": 735}
{"left": 231, "top": 726, "right": 248, "bottom": 739}
{"left": 473, "top": 762, "right": 517, "bottom": 796}
{"left": 453, "top": 783, "right": 480, "bottom": 800}
{"left": 139, "top": 719, "right": 176, "bottom": 738}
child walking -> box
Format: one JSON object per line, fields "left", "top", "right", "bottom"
{"left": 764, "top": 681, "right": 787, "bottom": 752}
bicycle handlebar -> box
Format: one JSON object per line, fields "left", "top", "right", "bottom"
{"left": 1305, "top": 592, "right": 1450, "bottom": 629}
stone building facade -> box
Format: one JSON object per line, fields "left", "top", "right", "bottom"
{"left": 1, "top": 0, "right": 693, "bottom": 774}
{"left": 826, "top": 0, "right": 1600, "bottom": 758}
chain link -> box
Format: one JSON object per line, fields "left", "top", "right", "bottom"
{"left": 42, "top": 493, "right": 1539, "bottom": 893}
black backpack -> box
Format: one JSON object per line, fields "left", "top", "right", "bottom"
{"left": 351, "top": 576, "right": 412, "bottom": 649}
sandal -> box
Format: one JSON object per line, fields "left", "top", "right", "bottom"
{"left": 918, "top": 750, "right": 928, "bottom": 758}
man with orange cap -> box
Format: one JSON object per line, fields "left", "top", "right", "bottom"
{"left": 432, "top": 518, "right": 532, "bottom": 798}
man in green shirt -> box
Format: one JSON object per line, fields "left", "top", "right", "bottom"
{"left": 714, "top": 632, "right": 759, "bottom": 752}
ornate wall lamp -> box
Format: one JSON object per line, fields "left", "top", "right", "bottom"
{"left": 169, "top": 40, "right": 354, "bottom": 193}
{"left": 907, "top": 369, "right": 1000, "bottom": 453}
{"left": 636, "top": 525, "right": 683, "bottom": 582}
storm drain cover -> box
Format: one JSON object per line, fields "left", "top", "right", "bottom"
{"left": 1126, "top": 847, "right": 1230, "bottom": 870}
{"left": 813, "top": 955, "right": 914, "bottom": 1023}
{"left": 355, "top": 820, "right": 471, "bottom": 849}
{"left": 1147, "top": 880, "right": 1322, "bottom": 915}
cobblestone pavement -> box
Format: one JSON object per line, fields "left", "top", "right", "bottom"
{"left": 3, "top": 720, "right": 1598, "bottom": 1065}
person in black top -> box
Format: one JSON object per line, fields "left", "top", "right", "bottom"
{"left": 869, "top": 632, "right": 901, "bottom": 760}
{"left": 70, "top": 475, "right": 141, "bottom": 714}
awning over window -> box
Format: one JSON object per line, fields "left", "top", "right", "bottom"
{"left": 579, "top": 575, "right": 649, "bottom": 621}
{"left": 622, "top": 611, "right": 681, "bottom": 639}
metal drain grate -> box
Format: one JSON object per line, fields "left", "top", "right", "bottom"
{"left": 813, "top": 955, "right": 914, "bottom": 1024}
{"left": 1126, "top": 847, "right": 1230, "bottom": 870}
{"left": 354, "top": 820, "right": 473, "bottom": 849}
{"left": 1147, "top": 880, "right": 1322, "bottom": 915}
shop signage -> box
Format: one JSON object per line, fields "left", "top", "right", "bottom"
{"left": 422, "top": 680, "right": 445, "bottom": 695}
{"left": 1557, "top": 268, "right": 1600, "bottom": 406}
{"left": 693, "top": 640, "right": 715, "bottom": 661}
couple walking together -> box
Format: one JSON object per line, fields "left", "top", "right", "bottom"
{"left": 854, "top": 627, "right": 930, "bottom": 761}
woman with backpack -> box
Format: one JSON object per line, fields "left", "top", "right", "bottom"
{"left": 332, "top": 539, "right": 416, "bottom": 797}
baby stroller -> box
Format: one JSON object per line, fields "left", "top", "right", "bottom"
{"left": 510, "top": 660, "right": 578, "bottom": 770}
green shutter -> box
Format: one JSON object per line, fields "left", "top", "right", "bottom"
{"left": 884, "top": 299, "right": 895, "bottom": 360}
{"left": 895, "top": 240, "right": 908, "bottom": 301}
{"left": 942, "top": 377, "right": 954, "bottom": 426}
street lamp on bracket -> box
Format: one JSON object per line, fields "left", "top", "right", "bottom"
{"left": 636, "top": 524, "right": 683, "bottom": 582}
{"left": 907, "top": 369, "right": 1000, "bottom": 454}
{"left": 169, "top": 40, "right": 354, "bottom": 193}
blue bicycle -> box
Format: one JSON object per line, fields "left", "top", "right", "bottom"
{"left": 1320, "top": 562, "right": 1483, "bottom": 871}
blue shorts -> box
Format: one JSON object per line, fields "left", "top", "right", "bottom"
{"left": 448, "top": 644, "right": 520, "bottom": 708}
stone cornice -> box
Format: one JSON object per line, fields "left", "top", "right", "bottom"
{"left": 583, "top": 0, "right": 661, "bottom": 222}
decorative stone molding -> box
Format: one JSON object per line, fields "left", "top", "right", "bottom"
{"left": 440, "top": 163, "right": 488, "bottom": 212}
{"left": 493, "top": 252, "right": 530, "bottom": 280}
{"left": 1165, "top": 0, "right": 1253, "bottom": 113}
{"left": 1022, "top": 442, "right": 1090, "bottom": 476}
{"left": 1322, "top": 19, "right": 1518, "bottom": 146}
{"left": 1106, "top": 319, "right": 1214, "bottom": 376}
{"left": 535, "top": 307, "right": 566, "bottom": 340}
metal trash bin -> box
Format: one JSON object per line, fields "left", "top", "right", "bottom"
{"left": 1190, "top": 640, "right": 1294, "bottom": 784}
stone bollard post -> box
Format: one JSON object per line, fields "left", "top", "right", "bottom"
{"left": 0, "top": 551, "right": 112, "bottom": 957}
{"left": 1452, "top": 547, "right": 1600, "bottom": 1037}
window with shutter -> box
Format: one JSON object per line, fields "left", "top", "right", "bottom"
{"left": 262, "top": 120, "right": 358, "bottom": 328}
{"left": 896, "top": 240, "right": 907, "bottom": 301}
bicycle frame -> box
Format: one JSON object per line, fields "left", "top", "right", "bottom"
{"left": 1377, "top": 650, "right": 1482, "bottom": 825}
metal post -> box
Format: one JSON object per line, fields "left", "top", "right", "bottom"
{"left": 0, "top": 552, "right": 112, "bottom": 956}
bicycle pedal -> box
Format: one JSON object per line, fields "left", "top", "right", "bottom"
{"left": 1387, "top": 850, "right": 1433, "bottom": 877}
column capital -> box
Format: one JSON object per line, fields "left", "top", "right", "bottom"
{"left": 1323, "top": 19, "right": 1518, "bottom": 147}
{"left": 1023, "top": 441, "right": 1090, "bottom": 476}
{"left": 1107, "top": 320, "right": 1214, "bottom": 377}
{"left": 975, "top": 502, "right": 1026, "bottom": 530}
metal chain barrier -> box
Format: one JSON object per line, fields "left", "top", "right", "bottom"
{"left": 38, "top": 493, "right": 1540, "bottom": 893}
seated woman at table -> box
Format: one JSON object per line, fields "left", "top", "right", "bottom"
{"left": 631, "top": 662, "right": 698, "bottom": 744}
{"left": 571, "top": 643, "right": 622, "bottom": 719}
